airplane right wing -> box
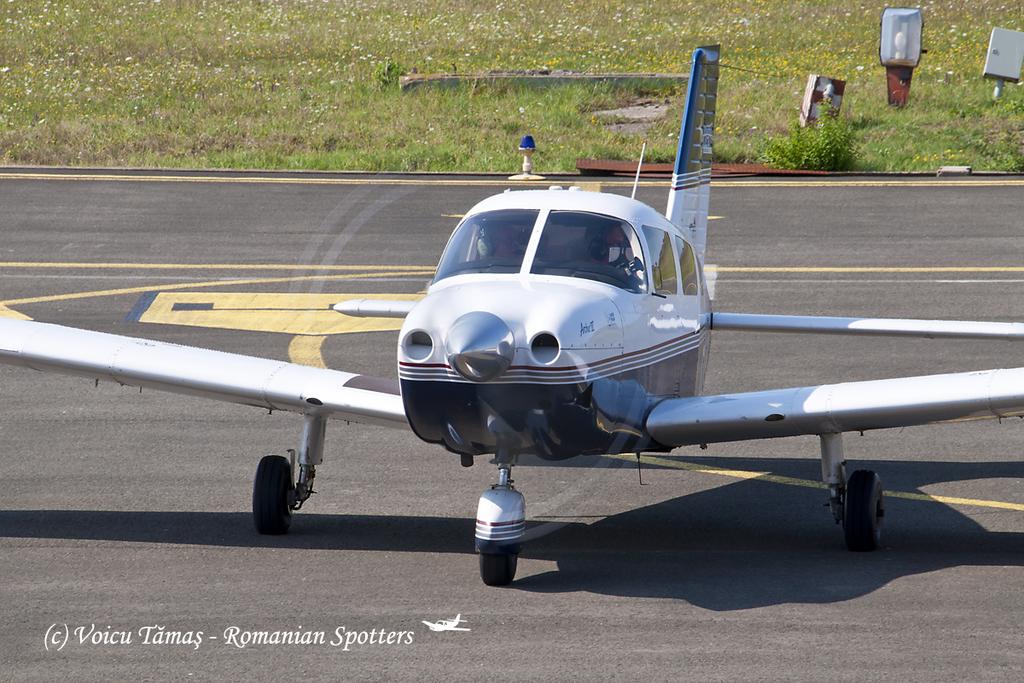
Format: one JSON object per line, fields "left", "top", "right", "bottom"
{"left": 646, "top": 366, "right": 1024, "bottom": 447}
{"left": 0, "top": 317, "right": 407, "bottom": 427}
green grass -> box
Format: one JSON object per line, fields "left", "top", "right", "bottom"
{"left": 1, "top": 1, "right": 1022, "bottom": 172}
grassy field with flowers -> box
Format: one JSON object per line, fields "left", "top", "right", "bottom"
{"left": 1, "top": 0, "right": 1022, "bottom": 172}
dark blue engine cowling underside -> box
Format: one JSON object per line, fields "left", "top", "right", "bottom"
{"left": 400, "top": 378, "right": 661, "bottom": 460}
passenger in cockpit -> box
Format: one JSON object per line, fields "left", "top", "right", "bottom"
{"left": 477, "top": 224, "right": 529, "bottom": 260}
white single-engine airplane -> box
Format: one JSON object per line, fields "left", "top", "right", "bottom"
{"left": 421, "top": 614, "right": 470, "bottom": 632}
{"left": 4, "top": 46, "right": 1024, "bottom": 586}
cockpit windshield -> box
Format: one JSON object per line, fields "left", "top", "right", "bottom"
{"left": 530, "top": 211, "right": 647, "bottom": 293}
{"left": 434, "top": 209, "right": 538, "bottom": 282}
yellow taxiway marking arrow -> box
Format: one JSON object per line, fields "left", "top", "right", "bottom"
{"left": 137, "top": 292, "right": 423, "bottom": 336}
{"left": 613, "top": 454, "right": 1024, "bottom": 512}
{"left": 287, "top": 335, "right": 329, "bottom": 368}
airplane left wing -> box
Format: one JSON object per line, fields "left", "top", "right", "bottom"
{"left": 0, "top": 318, "right": 407, "bottom": 427}
{"left": 711, "top": 312, "right": 1024, "bottom": 340}
{"left": 646, "top": 366, "right": 1024, "bottom": 447}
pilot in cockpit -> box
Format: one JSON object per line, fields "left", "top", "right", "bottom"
{"left": 587, "top": 224, "right": 645, "bottom": 290}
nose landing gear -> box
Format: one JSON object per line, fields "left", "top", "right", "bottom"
{"left": 475, "top": 462, "right": 525, "bottom": 586}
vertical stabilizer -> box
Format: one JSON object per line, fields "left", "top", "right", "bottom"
{"left": 666, "top": 45, "right": 720, "bottom": 263}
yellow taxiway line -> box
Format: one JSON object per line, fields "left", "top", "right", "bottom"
{"left": 0, "top": 261, "right": 435, "bottom": 272}
{"left": 614, "top": 454, "right": 1024, "bottom": 513}
{"left": 713, "top": 179, "right": 1024, "bottom": 187}
{"left": 3, "top": 261, "right": 1022, "bottom": 317}
{"left": 0, "top": 304, "right": 31, "bottom": 321}
{"left": 0, "top": 270, "right": 432, "bottom": 307}
{"left": 709, "top": 266, "right": 1024, "bottom": 274}
{"left": 1, "top": 171, "right": 1023, "bottom": 188}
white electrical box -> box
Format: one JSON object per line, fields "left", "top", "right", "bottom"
{"left": 879, "top": 8, "right": 923, "bottom": 67}
{"left": 984, "top": 27, "right": 1024, "bottom": 83}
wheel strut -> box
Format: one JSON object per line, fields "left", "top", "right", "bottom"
{"left": 290, "top": 413, "right": 327, "bottom": 510}
{"left": 475, "top": 458, "right": 525, "bottom": 586}
{"left": 819, "top": 432, "right": 847, "bottom": 524}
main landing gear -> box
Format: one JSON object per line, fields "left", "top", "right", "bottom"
{"left": 475, "top": 459, "right": 525, "bottom": 586}
{"left": 253, "top": 414, "right": 326, "bottom": 535}
{"left": 819, "top": 433, "right": 885, "bottom": 551}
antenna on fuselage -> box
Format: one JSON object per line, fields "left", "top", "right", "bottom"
{"left": 630, "top": 140, "right": 647, "bottom": 200}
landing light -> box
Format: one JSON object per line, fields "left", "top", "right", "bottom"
{"left": 879, "top": 8, "right": 922, "bottom": 67}
{"left": 879, "top": 8, "right": 924, "bottom": 107}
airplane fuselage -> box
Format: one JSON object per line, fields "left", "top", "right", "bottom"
{"left": 397, "top": 189, "right": 711, "bottom": 460}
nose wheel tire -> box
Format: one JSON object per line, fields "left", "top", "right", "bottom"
{"left": 480, "top": 553, "right": 518, "bottom": 586}
{"left": 843, "top": 469, "right": 884, "bottom": 551}
{"left": 253, "top": 454, "right": 293, "bottom": 535}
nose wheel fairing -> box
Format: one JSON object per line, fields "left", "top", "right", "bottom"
{"left": 400, "top": 378, "right": 656, "bottom": 459}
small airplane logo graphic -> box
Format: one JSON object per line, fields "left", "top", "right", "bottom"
{"left": 421, "top": 614, "right": 470, "bottom": 632}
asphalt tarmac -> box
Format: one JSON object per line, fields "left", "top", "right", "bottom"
{"left": 1, "top": 170, "right": 1023, "bottom": 680}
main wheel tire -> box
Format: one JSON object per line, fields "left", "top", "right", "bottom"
{"left": 479, "top": 553, "right": 518, "bottom": 586}
{"left": 253, "top": 454, "right": 293, "bottom": 535}
{"left": 844, "top": 469, "right": 884, "bottom": 551}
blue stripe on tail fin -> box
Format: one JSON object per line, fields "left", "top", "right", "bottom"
{"left": 666, "top": 45, "right": 720, "bottom": 263}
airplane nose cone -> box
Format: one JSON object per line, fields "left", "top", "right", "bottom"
{"left": 445, "top": 312, "right": 515, "bottom": 382}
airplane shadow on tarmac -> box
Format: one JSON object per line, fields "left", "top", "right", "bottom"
{"left": 514, "top": 456, "right": 1024, "bottom": 610}
{"left": 2, "top": 456, "right": 1022, "bottom": 611}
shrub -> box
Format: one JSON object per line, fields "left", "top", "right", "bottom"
{"left": 374, "top": 59, "right": 405, "bottom": 90}
{"left": 762, "top": 107, "right": 858, "bottom": 171}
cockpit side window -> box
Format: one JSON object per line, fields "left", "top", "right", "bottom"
{"left": 674, "top": 236, "right": 700, "bottom": 295}
{"left": 434, "top": 209, "right": 538, "bottom": 282}
{"left": 530, "top": 210, "right": 647, "bottom": 293}
{"left": 643, "top": 226, "right": 678, "bottom": 296}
